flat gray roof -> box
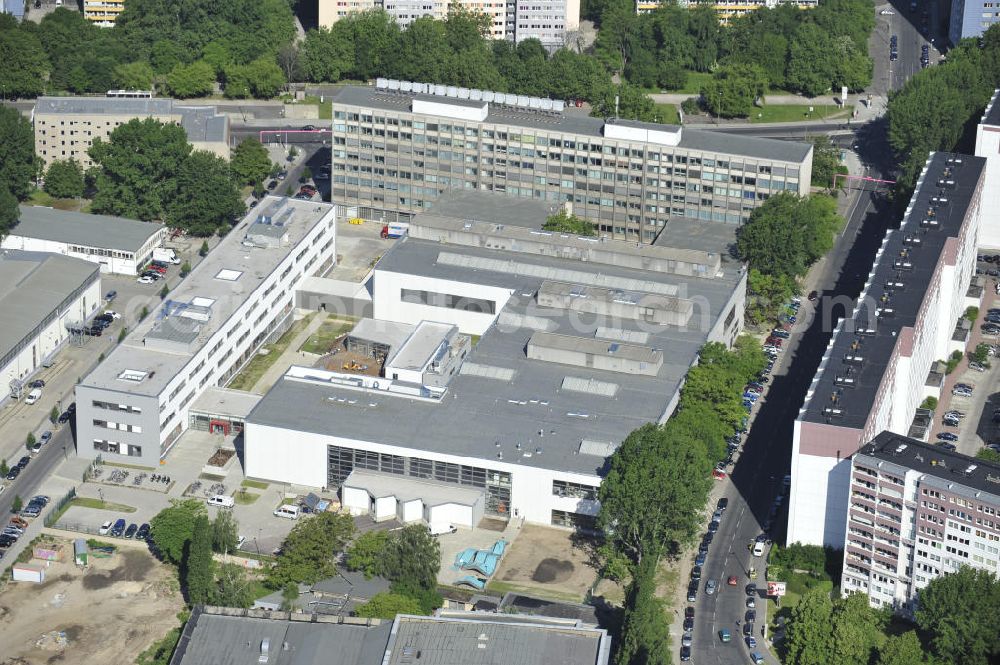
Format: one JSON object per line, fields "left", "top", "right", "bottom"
{"left": 331, "top": 86, "right": 812, "bottom": 164}
{"left": 170, "top": 607, "right": 391, "bottom": 665}
{"left": 0, "top": 250, "right": 99, "bottom": 366}
{"left": 247, "top": 231, "right": 743, "bottom": 475}
{"left": 386, "top": 321, "right": 454, "bottom": 371}
{"left": 385, "top": 614, "right": 609, "bottom": 665}
{"left": 190, "top": 387, "right": 261, "bottom": 419}
{"left": 36, "top": 96, "right": 228, "bottom": 143}
{"left": 345, "top": 469, "right": 484, "bottom": 507}
{"left": 14, "top": 206, "right": 165, "bottom": 253}
{"left": 348, "top": 318, "right": 414, "bottom": 349}
{"left": 427, "top": 190, "right": 554, "bottom": 229}
{"left": 80, "top": 197, "right": 335, "bottom": 397}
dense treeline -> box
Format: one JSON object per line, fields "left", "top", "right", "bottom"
{"left": 0, "top": 2, "right": 293, "bottom": 99}
{"left": 887, "top": 24, "right": 1000, "bottom": 187}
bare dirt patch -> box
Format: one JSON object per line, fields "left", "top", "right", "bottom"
{"left": 0, "top": 539, "right": 183, "bottom": 665}
{"left": 492, "top": 524, "right": 601, "bottom": 601}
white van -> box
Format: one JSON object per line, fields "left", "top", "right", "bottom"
{"left": 25, "top": 388, "right": 42, "bottom": 405}
{"left": 752, "top": 541, "right": 766, "bottom": 557}
{"left": 428, "top": 523, "right": 457, "bottom": 536}
{"left": 273, "top": 505, "right": 300, "bottom": 520}
{"left": 206, "top": 495, "right": 235, "bottom": 509}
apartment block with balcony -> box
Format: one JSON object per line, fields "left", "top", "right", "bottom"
{"left": 330, "top": 82, "right": 812, "bottom": 243}
{"left": 83, "top": 0, "right": 126, "bottom": 26}
{"left": 842, "top": 431, "right": 1000, "bottom": 610}
{"left": 635, "top": 0, "right": 817, "bottom": 23}
{"left": 74, "top": 197, "right": 337, "bottom": 467}
{"left": 788, "top": 152, "right": 986, "bottom": 548}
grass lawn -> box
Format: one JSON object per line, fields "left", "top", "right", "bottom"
{"left": 233, "top": 490, "right": 260, "bottom": 505}
{"left": 27, "top": 189, "right": 90, "bottom": 211}
{"left": 103, "top": 461, "right": 157, "bottom": 471}
{"left": 654, "top": 103, "right": 680, "bottom": 125}
{"left": 750, "top": 104, "right": 851, "bottom": 124}
{"left": 241, "top": 479, "right": 270, "bottom": 490}
{"left": 70, "top": 497, "right": 137, "bottom": 512}
{"left": 281, "top": 95, "right": 332, "bottom": 120}
{"left": 670, "top": 71, "right": 714, "bottom": 95}
{"left": 299, "top": 319, "right": 353, "bottom": 355}
{"left": 228, "top": 314, "right": 315, "bottom": 391}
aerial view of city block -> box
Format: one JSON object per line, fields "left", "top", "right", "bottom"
{"left": 0, "top": 0, "right": 998, "bottom": 662}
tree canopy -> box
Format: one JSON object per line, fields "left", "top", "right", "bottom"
{"left": 150, "top": 499, "right": 207, "bottom": 566}
{"left": 44, "top": 159, "right": 85, "bottom": 200}
{"left": 184, "top": 514, "right": 214, "bottom": 605}
{"left": 166, "top": 150, "right": 245, "bottom": 236}
{"left": 613, "top": 556, "right": 670, "bottom": 665}
{"left": 0, "top": 106, "right": 37, "bottom": 202}
{"left": 355, "top": 592, "right": 423, "bottom": 619}
{"left": 268, "top": 512, "right": 355, "bottom": 587}
{"left": 915, "top": 566, "right": 1000, "bottom": 665}
{"left": 542, "top": 210, "right": 595, "bottom": 236}
{"left": 230, "top": 137, "right": 273, "bottom": 185}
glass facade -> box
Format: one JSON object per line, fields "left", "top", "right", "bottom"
{"left": 327, "top": 444, "right": 513, "bottom": 516}
{"left": 330, "top": 103, "right": 804, "bottom": 243}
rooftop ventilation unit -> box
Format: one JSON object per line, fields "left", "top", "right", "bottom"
{"left": 920, "top": 218, "right": 939, "bottom": 229}
{"left": 946, "top": 157, "right": 963, "bottom": 166}
{"left": 835, "top": 371, "right": 856, "bottom": 387}
{"left": 259, "top": 638, "right": 270, "bottom": 664}
{"left": 903, "top": 235, "right": 922, "bottom": 246}
{"left": 876, "top": 307, "right": 895, "bottom": 318}
{"left": 857, "top": 327, "right": 877, "bottom": 336}
{"left": 937, "top": 179, "right": 956, "bottom": 188}
{"left": 931, "top": 196, "right": 949, "bottom": 205}
{"left": 893, "top": 443, "right": 908, "bottom": 455}
{"left": 823, "top": 407, "right": 844, "bottom": 418}
{"left": 892, "top": 259, "right": 913, "bottom": 270}
{"left": 885, "top": 279, "right": 905, "bottom": 290}
{"left": 844, "top": 353, "right": 864, "bottom": 364}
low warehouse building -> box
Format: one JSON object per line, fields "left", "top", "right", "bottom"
{"left": 0, "top": 250, "right": 101, "bottom": 401}
{"left": 3, "top": 206, "right": 167, "bottom": 276}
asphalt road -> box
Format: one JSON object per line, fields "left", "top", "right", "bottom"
{"left": 688, "top": 124, "right": 898, "bottom": 663}
{"left": 0, "top": 422, "right": 74, "bottom": 518}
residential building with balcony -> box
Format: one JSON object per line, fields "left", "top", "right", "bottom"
{"left": 842, "top": 431, "right": 1000, "bottom": 610}
{"left": 635, "top": 0, "right": 817, "bottom": 23}
{"left": 83, "top": 0, "right": 126, "bottom": 26}
{"left": 74, "top": 197, "right": 337, "bottom": 467}
{"left": 330, "top": 81, "right": 812, "bottom": 244}
{"left": 787, "top": 152, "right": 986, "bottom": 548}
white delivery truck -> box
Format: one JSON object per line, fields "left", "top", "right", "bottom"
{"left": 153, "top": 247, "right": 181, "bottom": 264}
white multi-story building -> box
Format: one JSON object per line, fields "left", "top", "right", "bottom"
{"left": 1, "top": 251, "right": 101, "bottom": 401}
{"left": 950, "top": 0, "right": 1000, "bottom": 45}
{"left": 74, "top": 197, "right": 337, "bottom": 467}
{"left": 975, "top": 90, "right": 1000, "bottom": 249}
{"left": 842, "top": 431, "right": 1000, "bottom": 610}
{"left": 788, "top": 153, "right": 985, "bottom": 547}
{"left": 243, "top": 192, "right": 747, "bottom": 529}
{"left": 3, "top": 206, "right": 167, "bottom": 276}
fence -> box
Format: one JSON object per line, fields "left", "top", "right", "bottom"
{"left": 43, "top": 487, "right": 77, "bottom": 528}
{"left": 51, "top": 521, "right": 102, "bottom": 536}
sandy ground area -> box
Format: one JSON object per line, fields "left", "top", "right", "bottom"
{"left": 0, "top": 539, "right": 183, "bottom": 665}
{"left": 492, "top": 524, "right": 601, "bottom": 602}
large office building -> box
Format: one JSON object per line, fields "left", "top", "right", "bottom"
{"left": 975, "top": 90, "right": 1000, "bottom": 249}
{"left": 950, "top": 0, "right": 1000, "bottom": 44}
{"left": 243, "top": 191, "right": 746, "bottom": 528}
{"left": 1, "top": 250, "right": 101, "bottom": 401}
{"left": 330, "top": 81, "right": 812, "bottom": 244}
{"left": 34, "top": 97, "right": 230, "bottom": 170}
{"left": 788, "top": 153, "right": 986, "bottom": 548}
{"left": 171, "top": 606, "right": 610, "bottom": 665}
{"left": 317, "top": 0, "right": 578, "bottom": 46}
{"left": 74, "top": 197, "right": 337, "bottom": 466}
{"left": 635, "top": 0, "right": 817, "bottom": 22}
{"left": 3, "top": 206, "right": 167, "bottom": 276}
{"left": 841, "top": 431, "right": 1000, "bottom": 611}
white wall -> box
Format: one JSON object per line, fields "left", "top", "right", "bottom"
{"left": 428, "top": 503, "right": 474, "bottom": 528}
{"left": 373, "top": 495, "right": 396, "bottom": 521}
{"left": 975, "top": 123, "right": 1000, "bottom": 248}
{"left": 1, "top": 235, "right": 147, "bottom": 275}
{"left": 342, "top": 486, "right": 369, "bottom": 515}
{"left": 788, "top": 426, "right": 854, "bottom": 546}
{"left": 242, "top": 423, "right": 604, "bottom": 527}
{"left": 372, "top": 269, "right": 512, "bottom": 336}
{"left": 401, "top": 499, "right": 423, "bottom": 523}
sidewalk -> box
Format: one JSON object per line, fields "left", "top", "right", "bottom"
{"left": 250, "top": 312, "right": 328, "bottom": 394}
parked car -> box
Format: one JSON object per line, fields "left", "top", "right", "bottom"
{"left": 110, "top": 519, "right": 127, "bottom": 537}
{"left": 99, "top": 521, "right": 113, "bottom": 536}
{"left": 746, "top": 596, "right": 756, "bottom": 608}
{"left": 679, "top": 645, "right": 691, "bottom": 662}
{"left": 105, "top": 290, "right": 117, "bottom": 302}
{"left": 5, "top": 467, "right": 20, "bottom": 481}
{"left": 124, "top": 523, "right": 138, "bottom": 538}
{"left": 937, "top": 442, "right": 958, "bottom": 451}
{"left": 29, "top": 379, "right": 45, "bottom": 389}
{"left": 705, "top": 579, "right": 717, "bottom": 595}
{"left": 717, "top": 497, "right": 729, "bottom": 511}
{"left": 937, "top": 432, "right": 959, "bottom": 442}
{"left": 970, "top": 362, "right": 987, "bottom": 372}
{"left": 137, "top": 275, "right": 156, "bottom": 284}
{"left": 719, "top": 629, "right": 731, "bottom": 643}
{"left": 687, "top": 582, "right": 698, "bottom": 602}
{"left": 690, "top": 565, "right": 702, "bottom": 581}
{"left": 945, "top": 410, "right": 966, "bottom": 419}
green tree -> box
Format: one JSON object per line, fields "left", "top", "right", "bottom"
{"left": 355, "top": 592, "right": 424, "bottom": 619}
{"left": 166, "top": 151, "right": 244, "bottom": 236}
{"left": 230, "top": 138, "right": 272, "bottom": 186}
{"left": 829, "top": 592, "right": 886, "bottom": 665}
{"left": 268, "top": 512, "right": 355, "bottom": 587}
{"left": 166, "top": 61, "right": 215, "bottom": 99}
{"left": 184, "top": 514, "right": 214, "bottom": 605}
{"left": 89, "top": 118, "right": 193, "bottom": 221}
{"left": 45, "top": 159, "right": 85, "bottom": 199}
{"left": 0, "top": 459, "right": 6, "bottom": 477}
{"left": 0, "top": 106, "right": 38, "bottom": 202}
{"left": 614, "top": 556, "right": 670, "bottom": 665}
{"left": 784, "top": 589, "right": 835, "bottom": 665}
{"left": 598, "top": 423, "right": 712, "bottom": 566}
{"left": 50, "top": 405, "right": 60, "bottom": 424}
{"left": 746, "top": 269, "right": 796, "bottom": 325}
{"left": 211, "top": 509, "right": 239, "bottom": 554}
{"left": 0, "top": 189, "right": 17, "bottom": 242}
{"left": 0, "top": 23, "right": 50, "bottom": 99}
{"left": 26, "top": 433, "right": 35, "bottom": 451}
{"left": 542, "top": 209, "right": 596, "bottom": 236}
{"left": 976, "top": 447, "right": 1000, "bottom": 463}
{"left": 810, "top": 135, "right": 848, "bottom": 188}
{"left": 280, "top": 581, "right": 299, "bottom": 610}
{"left": 159, "top": 284, "right": 170, "bottom": 299}
{"left": 876, "top": 631, "right": 932, "bottom": 665}
{"left": 113, "top": 61, "right": 156, "bottom": 91}
{"left": 214, "top": 563, "right": 254, "bottom": 608}
{"left": 701, "top": 64, "right": 767, "bottom": 118}
{"left": 223, "top": 58, "right": 285, "bottom": 99}
{"left": 180, "top": 261, "right": 192, "bottom": 277}
{"left": 11, "top": 494, "right": 23, "bottom": 513}
{"left": 786, "top": 23, "right": 837, "bottom": 96}
{"left": 299, "top": 26, "right": 353, "bottom": 83}
{"left": 915, "top": 566, "right": 1000, "bottom": 665}
{"left": 345, "top": 530, "right": 390, "bottom": 579}
{"left": 199, "top": 240, "right": 209, "bottom": 257}
{"left": 150, "top": 499, "right": 207, "bottom": 566}
{"left": 381, "top": 524, "right": 440, "bottom": 592}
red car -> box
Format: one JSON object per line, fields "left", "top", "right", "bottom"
{"left": 727, "top": 575, "right": 738, "bottom": 586}
{"left": 147, "top": 264, "right": 167, "bottom": 274}
{"left": 712, "top": 468, "right": 727, "bottom": 481}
